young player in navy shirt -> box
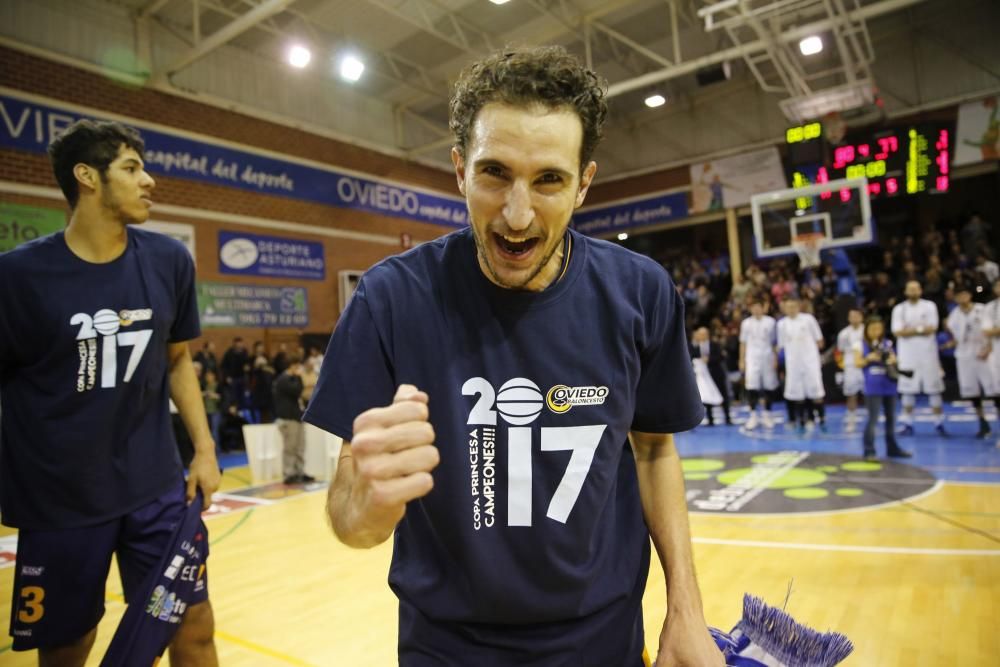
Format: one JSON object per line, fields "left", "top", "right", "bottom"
{"left": 304, "top": 47, "right": 723, "bottom": 667}
{"left": 0, "top": 120, "right": 219, "bottom": 664}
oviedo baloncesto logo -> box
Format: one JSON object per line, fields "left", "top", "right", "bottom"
{"left": 545, "top": 384, "right": 609, "bottom": 414}
{"left": 683, "top": 451, "right": 937, "bottom": 514}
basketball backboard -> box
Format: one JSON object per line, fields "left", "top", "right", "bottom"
{"left": 750, "top": 177, "right": 873, "bottom": 259}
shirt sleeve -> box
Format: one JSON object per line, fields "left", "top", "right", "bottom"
{"left": 631, "top": 271, "right": 705, "bottom": 433}
{"left": 811, "top": 315, "right": 823, "bottom": 342}
{"left": 927, "top": 302, "right": 939, "bottom": 331}
{"left": 776, "top": 320, "right": 785, "bottom": 349}
{"left": 890, "top": 304, "right": 903, "bottom": 335}
{"left": 302, "top": 279, "right": 395, "bottom": 441}
{"left": 169, "top": 247, "right": 201, "bottom": 343}
{"left": 945, "top": 309, "right": 957, "bottom": 334}
{"left": 738, "top": 319, "right": 748, "bottom": 343}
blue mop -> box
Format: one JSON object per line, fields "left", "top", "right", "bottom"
{"left": 710, "top": 593, "right": 854, "bottom": 667}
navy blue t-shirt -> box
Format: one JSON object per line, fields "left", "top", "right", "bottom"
{"left": 0, "top": 227, "right": 199, "bottom": 529}
{"left": 304, "top": 228, "right": 703, "bottom": 661}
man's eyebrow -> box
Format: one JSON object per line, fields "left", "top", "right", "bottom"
{"left": 120, "top": 158, "right": 144, "bottom": 167}
{"left": 472, "top": 158, "right": 573, "bottom": 178}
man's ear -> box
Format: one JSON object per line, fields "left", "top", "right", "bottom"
{"left": 451, "top": 146, "right": 466, "bottom": 197}
{"left": 574, "top": 160, "right": 598, "bottom": 209}
{"left": 73, "top": 163, "right": 99, "bottom": 195}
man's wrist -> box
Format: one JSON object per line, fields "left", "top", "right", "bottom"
{"left": 192, "top": 439, "right": 217, "bottom": 456}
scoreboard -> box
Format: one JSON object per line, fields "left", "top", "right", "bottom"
{"left": 785, "top": 121, "right": 951, "bottom": 202}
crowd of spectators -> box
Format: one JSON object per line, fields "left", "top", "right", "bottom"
{"left": 190, "top": 338, "right": 325, "bottom": 451}
{"left": 665, "top": 213, "right": 998, "bottom": 403}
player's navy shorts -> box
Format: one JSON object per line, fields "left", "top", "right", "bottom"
{"left": 397, "top": 596, "right": 648, "bottom": 667}
{"left": 8, "top": 481, "right": 209, "bottom": 651}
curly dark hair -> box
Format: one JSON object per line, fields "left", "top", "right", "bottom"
{"left": 48, "top": 120, "right": 145, "bottom": 209}
{"left": 449, "top": 46, "right": 608, "bottom": 172}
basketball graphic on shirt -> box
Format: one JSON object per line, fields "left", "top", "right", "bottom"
{"left": 496, "top": 378, "right": 544, "bottom": 425}
{"left": 93, "top": 309, "right": 121, "bottom": 336}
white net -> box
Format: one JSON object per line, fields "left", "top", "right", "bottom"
{"left": 793, "top": 233, "right": 824, "bottom": 268}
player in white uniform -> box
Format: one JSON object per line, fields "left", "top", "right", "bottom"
{"left": 739, "top": 299, "right": 778, "bottom": 430}
{"left": 836, "top": 309, "right": 866, "bottom": 432}
{"left": 777, "top": 296, "right": 825, "bottom": 433}
{"left": 945, "top": 284, "right": 998, "bottom": 438}
{"left": 890, "top": 281, "right": 945, "bottom": 435}
{"left": 984, "top": 279, "right": 1000, "bottom": 448}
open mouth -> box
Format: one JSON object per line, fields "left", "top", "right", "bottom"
{"left": 493, "top": 233, "right": 539, "bottom": 259}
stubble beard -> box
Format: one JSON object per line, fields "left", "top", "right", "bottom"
{"left": 470, "top": 217, "right": 566, "bottom": 290}
{"left": 101, "top": 187, "right": 146, "bottom": 226}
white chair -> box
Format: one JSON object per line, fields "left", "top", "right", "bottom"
{"left": 303, "top": 423, "right": 343, "bottom": 481}
{"left": 242, "top": 423, "right": 283, "bottom": 484}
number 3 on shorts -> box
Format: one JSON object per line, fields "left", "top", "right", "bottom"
{"left": 17, "top": 586, "right": 45, "bottom": 623}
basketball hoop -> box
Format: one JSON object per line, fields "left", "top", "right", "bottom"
{"left": 793, "top": 232, "right": 825, "bottom": 268}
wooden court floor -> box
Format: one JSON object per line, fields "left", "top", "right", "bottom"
{"left": 2, "top": 421, "right": 999, "bottom": 665}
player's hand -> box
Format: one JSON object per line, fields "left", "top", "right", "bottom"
{"left": 655, "top": 612, "right": 725, "bottom": 667}
{"left": 187, "top": 447, "right": 221, "bottom": 506}
{"left": 349, "top": 384, "right": 440, "bottom": 535}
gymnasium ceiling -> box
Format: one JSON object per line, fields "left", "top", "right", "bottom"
{"left": 2, "top": 0, "right": 999, "bottom": 180}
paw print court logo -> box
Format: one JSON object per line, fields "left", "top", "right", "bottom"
{"left": 682, "top": 451, "right": 937, "bottom": 514}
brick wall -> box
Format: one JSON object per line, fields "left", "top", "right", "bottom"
{"left": 0, "top": 45, "right": 461, "bottom": 352}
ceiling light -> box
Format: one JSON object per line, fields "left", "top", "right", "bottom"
{"left": 340, "top": 54, "right": 365, "bottom": 82}
{"left": 644, "top": 94, "right": 666, "bottom": 108}
{"left": 287, "top": 44, "right": 311, "bottom": 69}
{"left": 799, "top": 35, "right": 823, "bottom": 56}
{"left": 617, "top": 232, "right": 629, "bottom": 241}
{"left": 489, "top": 0, "right": 511, "bottom": 4}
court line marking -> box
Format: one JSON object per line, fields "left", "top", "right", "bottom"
{"left": 942, "top": 480, "right": 1000, "bottom": 487}
{"left": 209, "top": 508, "right": 255, "bottom": 547}
{"left": 98, "top": 591, "right": 317, "bottom": 666}
{"left": 212, "top": 492, "right": 276, "bottom": 506}
{"left": 692, "top": 536, "right": 1000, "bottom": 556}
{"left": 215, "top": 629, "right": 319, "bottom": 667}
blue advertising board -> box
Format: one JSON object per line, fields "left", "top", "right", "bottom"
{"left": 573, "top": 190, "right": 689, "bottom": 236}
{"left": 218, "top": 230, "right": 325, "bottom": 280}
{"left": 0, "top": 89, "right": 467, "bottom": 228}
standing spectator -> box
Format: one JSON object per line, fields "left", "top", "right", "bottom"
{"left": 690, "top": 327, "right": 732, "bottom": 426}
{"left": 202, "top": 369, "right": 222, "bottom": 447}
{"left": 857, "top": 317, "right": 911, "bottom": 458}
{"left": 273, "top": 356, "right": 313, "bottom": 484}
{"left": 692, "top": 284, "right": 714, "bottom": 328}
{"left": 194, "top": 340, "right": 219, "bottom": 377}
{"left": 777, "top": 296, "right": 826, "bottom": 432}
{"left": 305, "top": 346, "right": 324, "bottom": 375}
{"left": 960, "top": 213, "right": 992, "bottom": 260}
{"left": 272, "top": 342, "right": 290, "bottom": 376}
{"left": 985, "top": 279, "right": 1000, "bottom": 448}
{"left": 220, "top": 337, "right": 249, "bottom": 385}
{"left": 891, "top": 281, "right": 946, "bottom": 435}
{"left": 945, "top": 285, "right": 997, "bottom": 438}
{"left": 836, "top": 309, "right": 866, "bottom": 432}
{"left": 249, "top": 356, "right": 276, "bottom": 423}
{"left": 740, "top": 299, "right": 779, "bottom": 430}
{"left": 220, "top": 337, "right": 250, "bottom": 410}
{"left": 974, "top": 252, "right": 999, "bottom": 284}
